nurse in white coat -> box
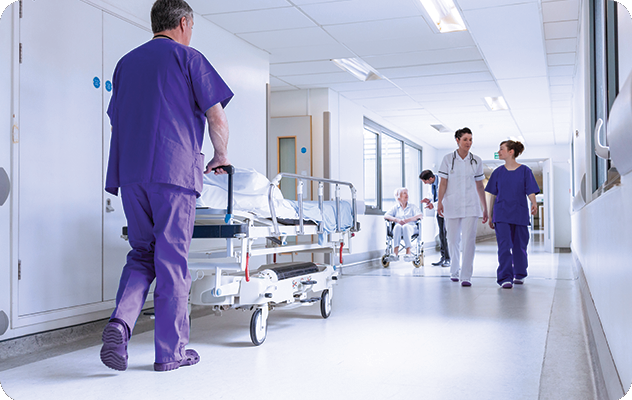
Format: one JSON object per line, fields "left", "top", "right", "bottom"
{"left": 436, "top": 128, "right": 488, "bottom": 286}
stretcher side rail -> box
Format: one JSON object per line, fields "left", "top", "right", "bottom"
{"left": 267, "top": 173, "right": 359, "bottom": 237}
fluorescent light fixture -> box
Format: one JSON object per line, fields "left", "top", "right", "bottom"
{"left": 484, "top": 96, "right": 509, "bottom": 111}
{"left": 419, "top": 0, "right": 466, "bottom": 33}
{"left": 431, "top": 123, "right": 451, "bottom": 134}
{"left": 332, "top": 58, "right": 382, "bottom": 81}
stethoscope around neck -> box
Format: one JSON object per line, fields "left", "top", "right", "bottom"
{"left": 450, "top": 150, "right": 478, "bottom": 172}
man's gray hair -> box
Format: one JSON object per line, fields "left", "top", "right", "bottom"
{"left": 151, "top": 0, "right": 194, "bottom": 34}
{"left": 394, "top": 187, "right": 408, "bottom": 199}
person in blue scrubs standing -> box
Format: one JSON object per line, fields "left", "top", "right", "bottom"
{"left": 485, "top": 141, "right": 540, "bottom": 289}
{"left": 101, "top": 0, "right": 234, "bottom": 372}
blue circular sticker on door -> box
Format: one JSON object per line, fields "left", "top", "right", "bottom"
{"left": 93, "top": 77, "right": 101, "bottom": 89}
{"left": 105, "top": 81, "right": 112, "bottom": 92}
{"left": 301, "top": 147, "right": 307, "bottom": 154}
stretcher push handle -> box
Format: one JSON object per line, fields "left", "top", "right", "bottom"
{"left": 212, "top": 165, "right": 235, "bottom": 223}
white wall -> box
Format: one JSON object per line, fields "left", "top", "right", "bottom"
{"left": 570, "top": 1, "right": 632, "bottom": 394}
{"left": 0, "top": 3, "right": 14, "bottom": 333}
{"left": 190, "top": 19, "right": 269, "bottom": 173}
{"left": 270, "top": 89, "right": 440, "bottom": 258}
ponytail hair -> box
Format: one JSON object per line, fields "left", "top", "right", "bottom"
{"left": 500, "top": 140, "right": 525, "bottom": 158}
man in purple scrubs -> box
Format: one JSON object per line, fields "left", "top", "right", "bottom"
{"left": 100, "top": 0, "right": 234, "bottom": 372}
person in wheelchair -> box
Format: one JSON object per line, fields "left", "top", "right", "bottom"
{"left": 384, "top": 188, "right": 423, "bottom": 262}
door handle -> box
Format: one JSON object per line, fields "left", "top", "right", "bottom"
{"left": 105, "top": 198, "right": 115, "bottom": 213}
{"left": 594, "top": 118, "right": 610, "bottom": 160}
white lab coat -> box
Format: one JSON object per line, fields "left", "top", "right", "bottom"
{"left": 437, "top": 150, "right": 485, "bottom": 219}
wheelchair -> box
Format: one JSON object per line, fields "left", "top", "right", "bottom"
{"left": 381, "top": 219, "right": 424, "bottom": 268}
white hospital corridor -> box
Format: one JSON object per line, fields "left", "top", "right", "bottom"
{"left": 0, "top": 237, "right": 594, "bottom": 400}
{"left": 1, "top": 0, "right": 632, "bottom": 399}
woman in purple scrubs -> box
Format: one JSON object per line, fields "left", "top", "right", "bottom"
{"left": 485, "top": 141, "right": 540, "bottom": 289}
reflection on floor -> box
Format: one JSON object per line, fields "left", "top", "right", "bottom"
{"left": 0, "top": 234, "right": 596, "bottom": 400}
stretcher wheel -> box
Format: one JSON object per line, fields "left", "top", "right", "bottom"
{"left": 381, "top": 255, "right": 390, "bottom": 268}
{"left": 250, "top": 308, "right": 267, "bottom": 346}
{"left": 320, "top": 289, "right": 332, "bottom": 319}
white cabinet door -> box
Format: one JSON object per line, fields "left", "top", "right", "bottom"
{"left": 102, "top": 13, "right": 149, "bottom": 301}
{"left": 18, "top": 0, "right": 103, "bottom": 315}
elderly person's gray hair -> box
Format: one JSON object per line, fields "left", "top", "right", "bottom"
{"left": 151, "top": 0, "right": 194, "bottom": 34}
{"left": 393, "top": 187, "right": 408, "bottom": 199}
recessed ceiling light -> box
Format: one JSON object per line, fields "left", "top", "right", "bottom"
{"left": 484, "top": 96, "right": 509, "bottom": 111}
{"left": 331, "top": 58, "right": 382, "bottom": 81}
{"left": 431, "top": 123, "right": 451, "bottom": 134}
{"left": 419, "top": 0, "right": 467, "bottom": 33}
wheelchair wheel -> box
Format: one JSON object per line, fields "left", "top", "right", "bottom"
{"left": 381, "top": 254, "right": 390, "bottom": 268}
{"left": 413, "top": 256, "right": 422, "bottom": 268}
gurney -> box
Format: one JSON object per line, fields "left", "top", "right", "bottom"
{"left": 186, "top": 166, "right": 360, "bottom": 345}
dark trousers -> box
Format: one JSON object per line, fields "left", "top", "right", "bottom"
{"left": 437, "top": 216, "right": 449, "bottom": 260}
{"left": 494, "top": 222, "right": 529, "bottom": 285}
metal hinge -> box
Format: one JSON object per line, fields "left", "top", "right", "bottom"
{"left": 19, "top": 0, "right": 23, "bottom": 18}
{"left": 18, "top": 259, "right": 21, "bottom": 280}
{"left": 19, "top": 43, "right": 22, "bottom": 64}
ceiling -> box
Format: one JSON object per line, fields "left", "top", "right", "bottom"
{"left": 188, "top": 0, "right": 580, "bottom": 149}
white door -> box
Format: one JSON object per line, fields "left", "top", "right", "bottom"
{"left": 268, "top": 116, "right": 313, "bottom": 263}
{"left": 102, "top": 13, "right": 148, "bottom": 301}
{"left": 18, "top": 0, "right": 103, "bottom": 315}
{"left": 542, "top": 159, "right": 554, "bottom": 253}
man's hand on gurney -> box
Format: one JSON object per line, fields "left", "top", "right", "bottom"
{"left": 205, "top": 155, "right": 231, "bottom": 175}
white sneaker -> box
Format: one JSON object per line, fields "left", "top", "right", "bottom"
{"left": 388, "top": 255, "right": 400, "bottom": 262}
{"left": 403, "top": 254, "right": 413, "bottom": 262}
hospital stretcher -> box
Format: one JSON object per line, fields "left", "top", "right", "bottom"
{"left": 185, "top": 166, "right": 360, "bottom": 345}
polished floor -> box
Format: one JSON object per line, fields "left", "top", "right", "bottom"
{"left": 0, "top": 233, "right": 597, "bottom": 400}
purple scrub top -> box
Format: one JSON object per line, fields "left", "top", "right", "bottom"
{"left": 105, "top": 38, "right": 234, "bottom": 197}
{"left": 485, "top": 165, "right": 540, "bottom": 226}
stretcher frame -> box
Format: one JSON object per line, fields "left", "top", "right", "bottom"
{"left": 187, "top": 170, "right": 360, "bottom": 345}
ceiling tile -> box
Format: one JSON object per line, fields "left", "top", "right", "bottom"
{"left": 548, "top": 65, "right": 575, "bottom": 76}
{"left": 464, "top": 3, "right": 548, "bottom": 79}
{"left": 544, "top": 21, "right": 580, "bottom": 40}
{"left": 238, "top": 27, "right": 338, "bottom": 51}
{"left": 298, "top": 0, "right": 422, "bottom": 25}
{"left": 549, "top": 85, "right": 573, "bottom": 94}
{"left": 546, "top": 38, "right": 578, "bottom": 53}
{"left": 270, "top": 60, "right": 343, "bottom": 76}
{"left": 349, "top": 31, "right": 476, "bottom": 57}
{"left": 549, "top": 76, "right": 574, "bottom": 85}
{"left": 364, "top": 47, "right": 483, "bottom": 69}
{"left": 404, "top": 81, "right": 501, "bottom": 95}
{"left": 541, "top": 0, "right": 580, "bottom": 23}
{"left": 203, "top": 8, "right": 316, "bottom": 33}
{"left": 191, "top": 0, "right": 290, "bottom": 15}
{"left": 458, "top": 0, "right": 539, "bottom": 11}
{"left": 379, "top": 61, "right": 489, "bottom": 79}
{"left": 338, "top": 88, "right": 407, "bottom": 99}
{"left": 391, "top": 71, "right": 494, "bottom": 87}
{"left": 322, "top": 17, "right": 431, "bottom": 43}
{"left": 548, "top": 52, "right": 576, "bottom": 66}
{"left": 269, "top": 43, "right": 355, "bottom": 63}
{"left": 281, "top": 71, "right": 359, "bottom": 86}
{"left": 496, "top": 77, "right": 551, "bottom": 110}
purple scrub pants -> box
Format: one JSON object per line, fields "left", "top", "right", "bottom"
{"left": 112, "top": 182, "right": 196, "bottom": 364}
{"left": 494, "top": 222, "right": 529, "bottom": 285}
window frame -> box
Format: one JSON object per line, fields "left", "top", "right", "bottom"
{"left": 363, "top": 118, "right": 423, "bottom": 215}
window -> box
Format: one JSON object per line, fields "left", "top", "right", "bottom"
{"left": 590, "top": 0, "right": 618, "bottom": 192}
{"left": 363, "top": 128, "right": 378, "bottom": 208}
{"left": 362, "top": 119, "right": 423, "bottom": 213}
{"left": 381, "top": 134, "right": 403, "bottom": 211}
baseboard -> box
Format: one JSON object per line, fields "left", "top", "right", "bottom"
{"left": 573, "top": 252, "right": 626, "bottom": 400}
